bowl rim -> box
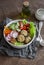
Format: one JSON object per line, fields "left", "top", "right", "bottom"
{"left": 3, "top": 19, "right": 36, "bottom": 48}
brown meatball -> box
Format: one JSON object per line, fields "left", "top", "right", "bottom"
{"left": 21, "top": 30, "right": 28, "bottom": 36}
{"left": 17, "top": 34, "right": 25, "bottom": 42}
{"left": 25, "top": 36, "right": 31, "bottom": 43}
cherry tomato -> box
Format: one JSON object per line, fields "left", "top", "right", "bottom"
{"left": 21, "top": 25, "right": 27, "bottom": 30}
{"left": 27, "top": 27, "right": 29, "bottom": 30}
{"left": 25, "top": 24, "right": 30, "bottom": 27}
{"left": 20, "top": 27, "right": 23, "bottom": 30}
{"left": 19, "top": 22, "right": 23, "bottom": 28}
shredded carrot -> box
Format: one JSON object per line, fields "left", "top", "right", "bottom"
{"left": 4, "top": 27, "right": 12, "bottom": 36}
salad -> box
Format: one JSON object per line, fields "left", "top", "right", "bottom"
{"left": 4, "top": 19, "right": 36, "bottom": 46}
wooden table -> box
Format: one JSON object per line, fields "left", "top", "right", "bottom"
{"left": 0, "top": 0, "right": 44, "bottom": 65}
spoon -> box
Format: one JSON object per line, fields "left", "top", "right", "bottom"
{"left": 36, "top": 21, "right": 44, "bottom": 46}
{"left": 35, "top": 8, "right": 44, "bottom": 46}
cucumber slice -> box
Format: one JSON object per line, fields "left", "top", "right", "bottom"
{"left": 16, "top": 29, "right": 21, "bottom": 32}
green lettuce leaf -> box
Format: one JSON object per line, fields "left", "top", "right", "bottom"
{"left": 30, "top": 22, "right": 35, "bottom": 28}
{"left": 22, "top": 19, "right": 27, "bottom": 24}
{"left": 15, "top": 42, "right": 24, "bottom": 46}
{"left": 29, "top": 26, "right": 36, "bottom": 38}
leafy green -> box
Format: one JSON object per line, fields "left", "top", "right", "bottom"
{"left": 29, "top": 26, "right": 36, "bottom": 38}
{"left": 15, "top": 42, "right": 24, "bottom": 46}
{"left": 22, "top": 19, "right": 27, "bottom": 24}
{"left": 17, "top": 22, "right": 19, "bottom": 26}
{"left": 29, "top": 22, "right": 36, "bottom": 38}
{"left": 9, "top": 23, "right": 16, "bottom": 30}
{"left": 16, "top": 28, "right": 21, "bottom": 32}
{"left": 30, "top": 22, "right": 35, "bottom": 28}
{"left": 9, "top": 22, "right": 20, "bottom": 30}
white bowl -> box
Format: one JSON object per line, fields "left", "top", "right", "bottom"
{"left": 3, "top": 20, "right": 36, "bottom": 49}
{"left": 35, "top": 8, "right": 44, "bottom": 20}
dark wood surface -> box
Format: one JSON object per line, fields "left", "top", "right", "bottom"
{"left": 0, "top": 0, "right": 44, "bottom": 65}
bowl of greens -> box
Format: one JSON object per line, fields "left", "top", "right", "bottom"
{"left": 3, "top": 19, "right": 36, "bottom": 48}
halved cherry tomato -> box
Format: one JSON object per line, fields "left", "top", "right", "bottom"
{"left": 19, "top": 22, "right": 30, "bottom": 30}
{"left": 20, "top": 27, "right": 23, "bottom": 30}
{"left": 25, "top": 24, "right": 30, "bottom": 27}
{"left": 27, "top": 27, "right": 29, "bottom": 30}
{"left": 19, "top": 22, "right": 23, "bottom": 28}
{"left": 20, "top": 25, "right": 27, "bottom": 30}
{"left": 23, "top": 25, "right": 27, "bottom": 30}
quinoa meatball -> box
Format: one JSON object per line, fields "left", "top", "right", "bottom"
{"left": 25, "top": 36, "right": 31, "bottom": 43}
{"left": 17, "top": 34, "right": 25, "bottom": 42}
{"left": 21, "top": 30, "right": 28, "bottom": 36}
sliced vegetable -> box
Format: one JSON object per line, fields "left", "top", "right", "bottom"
{"left": 22, "top": 25, "right": 27, "bottom": 30}
{"left": 29, "top": 21, "right": 36, "bottom": 37}
{"left": 4, "top": 27, "right": 12, "bottom": 36}
{"left": 19, "top": 22, "right": 23, "bottom": 30}
{"left": 30, "top": 22, "right": 35, "bottom": 28}
{"left": 19, "top": 22, "right": 23, "bottom": 28}
{"left": 22, "top": 19, "right": 27, "bottom": 24}
{"left": 15, "top": 42, "right": 24, "bottom": 46}
{"left": 16, "top": 28, "right": 21, "bottom": 32}
{"left": 10, "top": 31, "right": 18, "bottom": 38}
{"left": 6, "top": 34, "right": 11, "bottom": 41}
{"left": 9, "top": 22, "right": 20, "bottom": 30}
{"left": 17, "top": 22, "right": 19, "bottom": 26}
{"left": 20, "top": 25, "right": 27, "bottom": 30}
{"left": 29, "top": 26, "right": 36, "bottom": 38}
{"left": 15, "top": 25, "right": 18, "bottom": 28}
{"left": 9, "top": 23, "right": 16, "bottom": 30}
{"left": 25, "top": 23, "right": 30, "bottom": 27}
